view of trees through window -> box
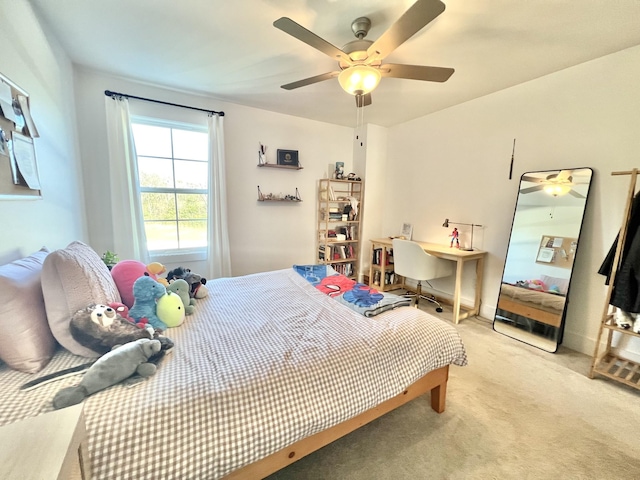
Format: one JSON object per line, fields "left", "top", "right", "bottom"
{"left": 131, "top": 121, "right": 209, "bottom": 251}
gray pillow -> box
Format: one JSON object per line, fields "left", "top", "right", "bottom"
{"left": 0, "top": 247, "right": 56, "bottom": 373}
{"left": 42, "top": 241, "right": 122, "bottom": 357}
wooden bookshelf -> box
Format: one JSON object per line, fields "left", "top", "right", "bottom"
{"left": 317, "top": 179, "right": 363, "bottom": 280}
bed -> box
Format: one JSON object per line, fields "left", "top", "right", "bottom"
{"left": 0, "top": 245, "right": 467, "bottom": 480}
{"left": 497, "top": 277, "right": 567, "bottom": 328}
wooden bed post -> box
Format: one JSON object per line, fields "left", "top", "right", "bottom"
{"left": 430, "top": 382, "right": 447, "bottom": 413}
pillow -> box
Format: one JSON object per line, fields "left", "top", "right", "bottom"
{"left": 42, "top": 241, "right": 122, "bottom": 357}
{"left": 0, "top": 247, "right": 56, "bottom": 373}
{"left": 540, "top": 275, "right": 569, "bottom": 295}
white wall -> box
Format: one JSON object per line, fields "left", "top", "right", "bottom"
{"left": 0, "top": 1, "right": 86, "bottom": 263}
{"left": 356, "top": 123, "right": 388, "bottom": 282}
{"left": 73, "top": 69, "right": 353, "bottom": 277}
{"left": 384, "top": 44, "right": 640, "bottom": 356}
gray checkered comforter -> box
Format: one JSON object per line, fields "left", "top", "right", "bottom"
{"left": 0, "top": 268, "right": 467, "bottom": 479}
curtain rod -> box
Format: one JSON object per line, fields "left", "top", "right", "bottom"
{"left": 104, "top": 90, "right": 224, "bottom": 116}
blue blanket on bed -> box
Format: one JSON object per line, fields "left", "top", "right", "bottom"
{"left": 293, "top": 265, "right": 412, "bottom": 317}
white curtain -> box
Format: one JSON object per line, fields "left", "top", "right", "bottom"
{"left": 105, "top": 96, "right": 150, "bottom": 263}
{"left": 207, "top": 114, "right": 232, "bottom": 278}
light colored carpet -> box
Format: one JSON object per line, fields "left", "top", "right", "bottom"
{"left": 267, "top": 312, "right": 640, "bottom": 480}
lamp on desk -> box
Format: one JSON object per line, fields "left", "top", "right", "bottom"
{"left": 442, "top": 218, "right": 483, "bottom": 251}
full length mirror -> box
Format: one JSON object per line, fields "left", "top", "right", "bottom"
{"left": 494, "top": 168, "right": 593, "bottom": 352}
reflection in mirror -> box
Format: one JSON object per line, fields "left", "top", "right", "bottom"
{"left": 493, "top": 168, "right": 593, "bottom": 352}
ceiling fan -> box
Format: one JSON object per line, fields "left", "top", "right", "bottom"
{"left": 273, "top": 0, "right": 454, "bottom": 107}
{"left": 520, "top": 170, "right": 587, "bottom": 198}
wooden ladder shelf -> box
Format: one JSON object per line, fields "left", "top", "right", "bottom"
{"left": 589, "top": 168, "right": 640, "bottom": 389}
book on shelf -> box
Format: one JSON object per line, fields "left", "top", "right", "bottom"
{"left": 333, "top": 262, "right": 354, "bottom": 277}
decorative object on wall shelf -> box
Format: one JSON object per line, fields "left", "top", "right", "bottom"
{"left": 276, "top": 149, "right": 299, "bottom": 167}
{"left": 257, "top": 185, "right": 302, "bottom": 202}
{"left": 258, "top": 142, "right": 267, "bottom": 165}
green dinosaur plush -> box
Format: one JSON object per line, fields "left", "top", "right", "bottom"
{"left": 156, "top": 291, "right": 186, "bottom": 327}
{"left": 52, "top": 338, "right": 161, "bottom": 409}
{"left": 167, "top": 278, "right": 195, "bottom": 315}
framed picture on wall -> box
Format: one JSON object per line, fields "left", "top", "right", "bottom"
{"left": 277, "top": 149, "right": 299, "bottom": 167}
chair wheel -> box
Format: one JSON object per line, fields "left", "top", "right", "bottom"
{"left": 436, "top": 307, "right": 443, "bottom": 313}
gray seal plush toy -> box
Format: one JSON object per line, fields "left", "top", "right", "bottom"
{"left": 53, "top": 338, "right": 161, "bottom": 409}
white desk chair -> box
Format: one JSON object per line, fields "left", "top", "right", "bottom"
{"left": 392, "top": 238, "right": 454, "bottom": 312}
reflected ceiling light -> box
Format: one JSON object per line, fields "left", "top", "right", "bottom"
{"left": 543, "top": 184, "right": 572, "bottom": 197}
{"left": 338, "top": 65, "right": 381, "bottom": 95}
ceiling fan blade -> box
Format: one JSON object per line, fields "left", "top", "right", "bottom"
{"left": 522, "top": 175, "right": 543, "bottom": 183}
{"left": 568, "top": 190, "right": 586, "bottom": 199}
{"left": 356, "top": 93, "right": 372, "bottom": 108}
{"left": 380, "top": 63, "right": 454, "bottom": 82}
{"left": 520, "top": 185, "right": 544, "bottom": 194}
{"left": 274, "top": 17, "right": 351, "bottom": 63}
{"left": 366, "top": 0, "right": 445, "bottom": 60}
{"left": 281, "top": 71, "right": 340, "bottom": 90}
{"left": 556, "top": 170, "right": 573, "bottom": 181}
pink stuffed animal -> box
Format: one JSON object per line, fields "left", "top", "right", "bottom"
{"left": 111, "top": 260, "right": 160, "bottom": 308}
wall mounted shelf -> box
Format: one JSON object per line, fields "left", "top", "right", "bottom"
{"left": 257, "top": 163, "right": 303, "bottom": 170}
{"left": 258, "top": 198, "right": 302, "bottom": 203}
{"left": 257, "top": 185, "right": 302, "bottom": 202}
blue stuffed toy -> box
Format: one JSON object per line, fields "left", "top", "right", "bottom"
{"left": 129, "top": 276, "right": 168, "bottom": 331}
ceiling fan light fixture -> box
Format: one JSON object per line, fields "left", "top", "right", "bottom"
{"left": 544, "top": 184, "right": 572, "bottom": 197}
{"left": 338, "top": 65, "right": 381, "bottom": 95}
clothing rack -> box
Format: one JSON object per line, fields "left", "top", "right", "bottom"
{"left": 589, "top": 168, "right": 640, "bottom": 390}
{"left": 104, "top": 90, "right": 224, "bottom": 116}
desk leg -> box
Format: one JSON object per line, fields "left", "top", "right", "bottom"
{"left": 472, "top": 255, "right": 484, "bottom": 317}
{"left": 453, "top": 258, "right": 464, "bottom": 324}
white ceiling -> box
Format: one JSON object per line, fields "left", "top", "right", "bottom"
{"left": 30, "top": 0, "right": 640, "bottom": 128}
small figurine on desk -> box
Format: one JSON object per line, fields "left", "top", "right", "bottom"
{"left": 450, "top": 228, "right": 460, "bottom": 248}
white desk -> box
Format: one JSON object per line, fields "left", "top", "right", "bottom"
{"left": 369, "top": 238, "right": 486, "bottom": 324}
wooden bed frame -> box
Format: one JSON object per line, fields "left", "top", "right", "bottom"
{"left": 225, "top": 365, "right": 449, "bottom": 479}
{"left": 498, "top": 296, "right": 563, "bottom": 328}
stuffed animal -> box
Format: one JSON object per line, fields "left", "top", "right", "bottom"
{"left": 166, "top": 267, "right": 208, "bottom": 299}
{"left": 111, "top": 260, "right": 165, "bottom": 308}
{"left": 52, "top": 338, "right": 161, "bottom": 409}
{"left": 129, "top": 276, "right": 168, "bottom": 331}
{"left": 108, "top": 302, "right": 134, "bottom": 323}
{"left": 156, "top": 291, "right": 186, "bottom": 327}
{"left": 147, "top": 262, "right": 169, "bottom": 286}
{"left": 185, "top": 272, "right": 208, "bottom": 299}
{"left": 166, "top": 279, "right": 195, "bottom": 315}
{"left": 70, "top": 304, "right": 154, "bottom": 356}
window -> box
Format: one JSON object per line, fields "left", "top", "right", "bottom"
{"left": 131, "top": 120, "right": 208, "bottom": 254}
